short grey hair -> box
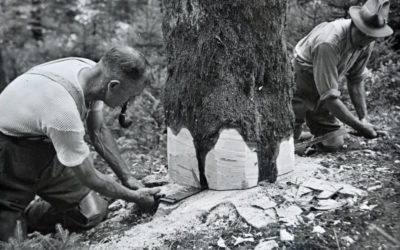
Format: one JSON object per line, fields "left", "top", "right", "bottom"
{"left": 101, "top": 46, "right": 147, "bottom": 81}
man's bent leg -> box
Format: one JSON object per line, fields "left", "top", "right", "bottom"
{"left": 26, "top": 191, "right": 108, "bottom": 233}
{"left": 26, "top": 162, "right": 108, "bottom": 233}
{"left": 292, "top": 59, "right": 316, "bottom": 142}
{"left": 306, "top": 105, "right": 345, "bottom": 151}
{"left": 0, "top": 134, "right": 54, "bottom": 241}
{"left": 0, "top": 208, "right": 27, "bottom": 242}
{"left": 292, "top": 97, "right": 309, "bottom": 142}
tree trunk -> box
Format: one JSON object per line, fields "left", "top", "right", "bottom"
{"left": 0, "top": 50, "right": 7, "bottom": 93}
{"left": 30, "top": 0, "right": 43, "bottom": 40}
{"left": 162, "top": 0, "right": 294, "bottom": 190}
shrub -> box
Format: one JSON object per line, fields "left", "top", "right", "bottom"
{"left": 0, "top": 223, "right": 83, "bottom": 250}
{"left": 365, "top": 60, "right": 400, "bottom": 110}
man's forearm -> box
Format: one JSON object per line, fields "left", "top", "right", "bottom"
{"left": 324, "top": 97, "right": 364, "bottom": 131}
{"left": 91, "top": 125, "right": 131, "bottom": 182}
{"left": 348, "top": 80, "right": 367, "bottom": 120}
{"left": 88, "top": 169, "right": 139, "bottom": 202}
{"left": 73, "top": 157, "right": 140, "bottom": 203}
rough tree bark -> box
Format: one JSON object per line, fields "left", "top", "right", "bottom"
{"left": 30, "top": 0, "right": 43, "bottom": 40}
{"left": 0, "top": 50, "right": 7, "bottom": 92}
{"left": 162, "top": 0, "right": 294, "bottom": 189}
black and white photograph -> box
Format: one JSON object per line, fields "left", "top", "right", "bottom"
{"left": 0, "top": 0, "right": 399, "bottom": 249}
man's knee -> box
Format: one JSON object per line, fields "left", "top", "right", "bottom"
{"left": 320, "top": 135, "right": 345, "bottom": 151}
{"left": 66, "top": 191, "right": 108, "bottom": 229}
{"left": 26, "top": 191, "right": 108, "bottom": 233}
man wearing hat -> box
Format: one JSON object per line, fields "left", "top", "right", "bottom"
{"left": 292, "top": 0, "right": 393, "bottom": 150}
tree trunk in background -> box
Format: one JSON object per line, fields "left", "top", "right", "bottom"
{"left": 0, "top": 50, "right": 7, "bottom": 93}
{"left": 162, "top": 0, "right": 294, "bottom": 189}
{"left": 30, "top": 0, "right": 43, "bottom": 40}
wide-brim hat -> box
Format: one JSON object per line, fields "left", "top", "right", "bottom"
{"left": 349, "top": 0, "right": 393, "bottom": 38}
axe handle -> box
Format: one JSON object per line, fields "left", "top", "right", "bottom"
{"left": 295, "top": 128, "right": 348, "bottom": 151}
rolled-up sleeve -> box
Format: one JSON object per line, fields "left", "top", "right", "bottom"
{"left": 312, "top": 43, "right": 341, "bottom": 101}
{"left": 347, "top": 42, "right": 374, "bottom": 84}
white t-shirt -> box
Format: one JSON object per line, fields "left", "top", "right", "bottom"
{"left": 0, "top": 57, "right": 102, "bottom": 167}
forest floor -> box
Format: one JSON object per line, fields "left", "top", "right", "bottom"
{"left": 75, "top": 105, "right": 399, "bottom": 250}
{"left": 4, "top": 102, "right": 397, "bottom": 250}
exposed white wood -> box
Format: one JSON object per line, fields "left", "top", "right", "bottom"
{"left": 205, "top": 129, "right": 259, "bottom": 190}
{"left": 167, "top": 127, "right": 201, "bottom": 188}
{"left": 276, "top": 137, "right": 295, "bottom": 176}
{"left": 168, "top": 127, "right": 295, "bottom": 190}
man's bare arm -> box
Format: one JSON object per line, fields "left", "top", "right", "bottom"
{"left": 324, "top": 97, "right": 377, "bottom": 138}
{"left": 71, "top": 155, "right": 159, "bottom": 210}
{"left": 86, "top": 106, "right": 143, "bottom": 189}
{"left": 347, "top": 80, "right": 368, "bottom": 120}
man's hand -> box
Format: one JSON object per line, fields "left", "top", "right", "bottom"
{"left": 358, "top": 120, "right": 378, "bottom": 139}
{"left": 135, "top": 187, "right": 161, "bottom": 213}
{"left": 73, "top": 157, "right": 160, "bottom": 210}
{"left": 122, "top": 175, "right": 144, "bottom": 190}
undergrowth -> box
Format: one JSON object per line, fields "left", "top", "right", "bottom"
{"left": 0, "top": 222, "right": 84, "bottom": 250}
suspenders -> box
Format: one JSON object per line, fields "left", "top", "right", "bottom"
{"left": 25, "top": 59, "right": 92, "bottom": 120}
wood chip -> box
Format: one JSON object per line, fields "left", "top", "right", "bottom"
{"left": 297, "top": 186, "right": 314, "bottom": 196}
{"left": 254, "top": 240, "right": 278, "bottom": 250}
{"left": 276, "top": 205, "right": 303, "bottom": 226}
{"left": 367, "top": 184, "right": 383, "bottom": 191}
{"left": 280, "top": 229, "right": 294, "bottom": 241}
{"left": 233, "top": 236, "right": 255, "bottom": 246}
{"left": 317, "top": 190, "right": 339, "bottom": 199}
{"left": 341, "top": 236, "right": 355, "bottom": 244}
{"left": 236, "top": 206, "right": 277, "bottom": 229}
{"left": 312, "top": 225, "right": 326, "bottom": 234}
{"left": 302, "top": 178, "right": 342, "bottom": 191}
{"left": 217, "top": 237, "right": 228, "bottom": 248}
{"left": 360, "top": 201, "right": 378, "bottom": 211}
{"left": 338, "top": 184, "right": 368, "bottom": 196}
{"left": 314, "top": 199, "right": 346, "bottom": 210}
{"left": 251, "top": 198, "right": 277, "bottom": 210}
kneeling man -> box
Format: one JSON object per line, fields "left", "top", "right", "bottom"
{"left": 0, "top": 46, "right": 160, "bottom": 241}
{"left": 292, "top": 0, "right": 393, "bottom": 150}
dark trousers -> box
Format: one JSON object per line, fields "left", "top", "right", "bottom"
{"left": 0, "top": 133, "right": 107, "bottom": 242}
{"left": 292, "top": 60, "right": 344, "bottom": 149}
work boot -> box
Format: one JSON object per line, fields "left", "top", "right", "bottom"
{"left": 25, "top": 198, "right": 63, "bottom": 234}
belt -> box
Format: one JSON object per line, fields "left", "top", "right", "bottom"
{"left": 21, "top": 136, "right": 51, "bottom": 142}
{"left": 0, "top": 132, "right": 51, "bottom": 143}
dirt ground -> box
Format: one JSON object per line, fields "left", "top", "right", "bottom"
{"left": 79, "top": 106, "right": 399, "bottom": 249}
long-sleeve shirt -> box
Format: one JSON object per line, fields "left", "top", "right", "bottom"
{"left": 294, "top": 19, "right": 374, "bottom": 103}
